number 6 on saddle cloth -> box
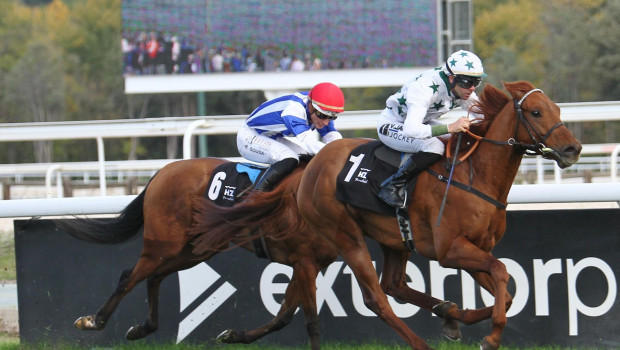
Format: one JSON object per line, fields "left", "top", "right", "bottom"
{"left": 203, "top": 162, "right": 271, "bottom": 258}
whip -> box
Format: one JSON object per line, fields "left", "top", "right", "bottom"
{"left": 436, "top": 132, "right": 462, "bottom": 227}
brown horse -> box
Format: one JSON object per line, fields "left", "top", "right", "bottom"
{"left": 295, "top": 81, "right": 582, "bottom": 350}
{"left": 54, "top": 158, "right": 336, "bottom": 348}
{"left": 57, "top": 156, "right": 462, "bottom": 349}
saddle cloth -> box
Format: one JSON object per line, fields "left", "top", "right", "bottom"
{"left": 203, "top": 162, "right": 266, "bottom": 206}
{"left": 335, "top": 140, "right": 417, "bottom": 217}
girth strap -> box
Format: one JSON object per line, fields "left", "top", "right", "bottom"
{"left": 396, "top": 207, "right": 416, "bottom": 253}
{"left": 425, "top": 169, "right": 507, "bottom": 209}
{"left": 250, "top": 229, "right": 272, "bottom": 261}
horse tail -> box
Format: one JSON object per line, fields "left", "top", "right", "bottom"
{"left": 189, "top": 174, "right": 302, "bottom": 255}
{"left": 53, "top": 179, "right": 150, "bottom": 244}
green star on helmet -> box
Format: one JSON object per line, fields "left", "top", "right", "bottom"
{"left": 465, "top": 61, "right": 474, "bottom": 70}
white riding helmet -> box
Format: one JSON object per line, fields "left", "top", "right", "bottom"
{"left": 445, "top": 50, "right": 486, "bottom": 77}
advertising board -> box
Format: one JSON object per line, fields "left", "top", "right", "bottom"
{"left": 15, "top": 209, "right": 619, "bottom": 347}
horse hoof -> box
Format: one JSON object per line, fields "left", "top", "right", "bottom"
{"left": 432, "top": 301, "right": 461, "bottom": 341}
{"left": 74, "top": 315, "right": 102, "bottom": 330}
{"left": 217, "top": 329, "right": 245, "bottom": 343}
{"left": 442, "top": 319, "right": 462, "bottom": 341}
{"left": 480, "top": 338, "right": 499, "bottom": 350}
{"left": 216, "top": 329, "right": 237, "bottom": 343}
{"left": 126, "top": 325, "right": 148, "bottom": 341}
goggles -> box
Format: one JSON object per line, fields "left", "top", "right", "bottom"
{"left": 315, "top": 110, "right": 338, "bottom": 121}
{"left": 455, "top": 75, "right": 482, "bottom": 89}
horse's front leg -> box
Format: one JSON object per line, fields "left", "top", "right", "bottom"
{"left": 466, "top": 270, "right": 513, "bottom": 347}
{"left": 379, "top": 245, "right": 461, "bottom": 341}
{"left": 437, "top": 236, "right": 510, "bottom": 350}
{"left": 336, "top": 231, "right": 433, "bottom": 349}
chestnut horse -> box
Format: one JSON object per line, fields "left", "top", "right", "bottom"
{"left": 57, "top": 156, "right": 461, "bottom": 349}
{"left": 54, "top": 158, "right": 336, "bottom": 348}
{"left": 296, "top": 81, "right": 581, "bottom": 350}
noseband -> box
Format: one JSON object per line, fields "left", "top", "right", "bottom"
{"left": 509, "top": 88, "right": 565, "bottom": 157}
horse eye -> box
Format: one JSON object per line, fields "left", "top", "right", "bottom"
{"left": 531, "top": 110, "right": 541, "bottom": 118}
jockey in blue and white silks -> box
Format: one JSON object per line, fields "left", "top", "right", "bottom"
{"left": 237, "top": 82, "right": 345, "bottom": 191}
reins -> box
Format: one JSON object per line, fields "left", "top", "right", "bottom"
{"left": 436, "top": 88, "right": 565, "bottom": 217}
{"left": 445, "top": 88, "right": 566, "bottom": 162}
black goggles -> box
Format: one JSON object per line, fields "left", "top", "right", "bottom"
{"left": 455, "top": 75, "right": 482, "bottom": 89}
{"left": 315, "top": 110, "right": 338, "bottom": 121}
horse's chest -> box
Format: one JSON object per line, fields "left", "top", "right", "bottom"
{"left": 467, "top": 214, "right": 506, "bottom": 251}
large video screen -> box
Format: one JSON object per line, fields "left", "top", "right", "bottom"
{"left": 121, "top": 0, "right": 438, "bottom": 74}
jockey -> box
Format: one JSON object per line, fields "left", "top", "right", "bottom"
{"left": 237, "top": 82, "right": 345, "bottom": 191}
{"left": 376, "top": 50, "right": 486, "bottom": 208}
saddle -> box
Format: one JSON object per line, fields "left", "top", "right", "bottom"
{"left": 203, "top": 162, "right": 266, "bottom": 207}
{"left": 335, "top": 140, "right": 418, "bottom": 217}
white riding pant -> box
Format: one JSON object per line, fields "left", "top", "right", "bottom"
{"left": 377, "top": 112, "right": 445, "bottom": 155}
{"left": 237, "top": 125, "right": 306, "bottom": 164}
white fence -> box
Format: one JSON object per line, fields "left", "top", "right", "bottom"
{"left": 0, "top": 182, "right": 619, "bottom": 218}
{"left": 1, "top": 102, "right": 619, "bottom": 199}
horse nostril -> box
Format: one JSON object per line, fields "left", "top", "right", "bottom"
{"left": 564, "top": 145, "right": 581, "bottom": 158}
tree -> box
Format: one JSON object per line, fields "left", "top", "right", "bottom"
{"left": 540, "top": 0, "right": 605, "bottom": 102}
{"left": 53, "top": 0, "right": 125, "bottom": 121}
{"left": 474, "top": 0, "right": 547, "bottom": 88}
{"left": 4, "top": 39, "right": 65, "bottom": 162}
{"left": 21, "top": 0, "right": 53, "bottom": 6}
{"left": 590, "top": 0, "right": 620, "bottom": 101}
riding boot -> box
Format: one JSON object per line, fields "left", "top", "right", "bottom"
{"left": 253, "top": 158, "right": 299, "bottom": 192}
{"left": 378, "top": 152, "right": 442, "bottom": 208}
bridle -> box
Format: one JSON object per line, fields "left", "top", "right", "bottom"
{"left": 433, "top": 88, "right": 567, "bottom": 218}
{"left": 511, "top": 89, "right": 565, "bottom": 156}
{"left": 446, "top": 88, "right": 566, "bottom": 161}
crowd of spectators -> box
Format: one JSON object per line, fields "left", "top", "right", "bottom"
{"left": 122, "top": 31, "right": 391, "bottom": 75}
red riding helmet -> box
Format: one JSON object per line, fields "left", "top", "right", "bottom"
{"left": 307, "top": 82, "right": 345, "bottom": 118}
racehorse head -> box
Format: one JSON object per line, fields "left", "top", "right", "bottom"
{"left": 476, "top": 81, "right": 582, "bottom": 169}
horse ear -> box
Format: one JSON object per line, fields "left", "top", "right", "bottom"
{"left": 482, "top": 82, "right": 502, "bottom": 96}
{"left": 503, "top": 81, "right": 536, "bottom": 100}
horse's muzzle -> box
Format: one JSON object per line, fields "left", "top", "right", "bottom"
{"left": 547, "top": 143, "right": 582, "bottom": 169}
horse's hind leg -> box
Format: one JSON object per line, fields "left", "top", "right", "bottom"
{"left": 379, "top": 246, "right": 461, "bottom": 341}
{"left": 217, "top": 271, "right": 302, "bottom": 344}
{"left": 296, "top": 261, "right": 321, "bottom": 350}
{"left": 218, "top": 262, "right": 321, "bottom": 349}
{"left": 74, "top": 267, "right": 132, "bottom": 330}
{"left": 124, "top": 251, "right": 198, "bottom": 340}
{"left": 126, "top": 274, "right": 165, "bottom": 340}
{"left": 74, "top": 257, "right": 159, "bottom": 332}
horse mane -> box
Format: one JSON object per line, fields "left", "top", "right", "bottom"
{"left": 445, "top": 82, "right": 521, "bottom": 149}
{"left": 188, "top": 165, "right": 305, "bottom": 255}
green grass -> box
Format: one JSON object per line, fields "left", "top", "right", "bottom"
{"left": 0, "top": 234, "right": 16, "bottom": 281}
{"left": 0, "top": 339, "right": 603, "bottom": 350}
